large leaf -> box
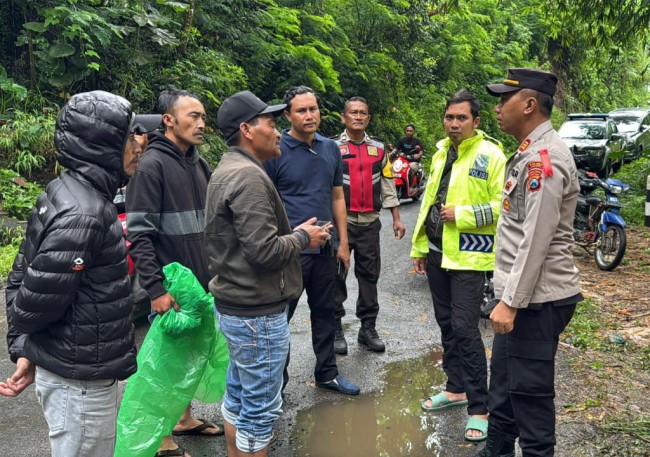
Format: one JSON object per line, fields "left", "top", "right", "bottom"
{"left": 23, "top": 22, "right": 47, "bottom": 33}
{"left": 48, "top": 42, "right": 76, "bottom": 58}
{"left": 162, "top": 2, "right": 191, "bottom": 13}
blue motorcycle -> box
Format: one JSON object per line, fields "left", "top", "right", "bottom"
{"left": 574, "top": 169, "right": 630, "bottom": 270}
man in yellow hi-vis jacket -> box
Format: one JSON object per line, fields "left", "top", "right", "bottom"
{"left": 411, "top": 89, "right": 506, "bottom": 442}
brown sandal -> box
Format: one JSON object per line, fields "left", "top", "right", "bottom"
{"left": 155, "top": 445, "right": 188, "bottom": 456}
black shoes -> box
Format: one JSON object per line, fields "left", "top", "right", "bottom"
{"left": 334, "top": 319, "right": 348, "bottom": 355}
{"left": 358, "top": 320, "right": 385, "bottom": 352}
{"left": 473, "top": 428, "right": 516, "bottom": 457}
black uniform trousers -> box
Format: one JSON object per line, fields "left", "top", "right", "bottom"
{"left": 283, "top": 253, "right": 338, "bottom": 387}
{"left": 487, "top": 301, "right": 576, "bottom": 457}
{"left": 334, "top": 218, "right": 382, "bottom": 322}
{"left": 426, "top": 249, "right": 488, "bottom": 415}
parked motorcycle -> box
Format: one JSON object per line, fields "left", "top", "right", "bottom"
{"left": 388, "top": 144, "right": 426, "bottom": 200}
{"left": 480, "top": 272, "right": 499, "bottom": 319}
{"left": 574, "top": 169, "right": 630, "bottom": 271}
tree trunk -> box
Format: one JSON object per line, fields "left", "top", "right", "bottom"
{"left": 177, "top": 0, "right": 195, "bottom": 59}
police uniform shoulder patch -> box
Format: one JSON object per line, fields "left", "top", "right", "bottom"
{"left": 503, "top": 197, "right": 511, "bottom": 212}
{"left": 518, "top": 138, "right": 532, "bottom": 154}
{"left": 526, "top": 161, "right": 543, "bottom": 192}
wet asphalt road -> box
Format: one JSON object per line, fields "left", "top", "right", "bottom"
{"left": 0, "top": 200, "right": 496, "bottom": 456}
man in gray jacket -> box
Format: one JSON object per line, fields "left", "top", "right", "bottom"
{"left": 476, "top": 68, "right": 583, "bottom": 457}
{"left": 205, "top": 90, "right": 330, "bottom": 457}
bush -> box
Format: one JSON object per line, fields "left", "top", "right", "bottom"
{"left": 0, "top": 169, "right": 43, "bottom": 220}
{"left": 0, "top": 110, "right": 57, "bottom": 177}
{"left": 0, "top": 229, "right": 22, "bottom": 281}
{"left": 612, "top": 155, "right": 650, "bottom": 226}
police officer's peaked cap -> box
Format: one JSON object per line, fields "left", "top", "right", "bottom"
{"left": 486, "top": 68, "right": 558, "bottom": 97}
{"left": 217, "top": 90, "right": 286, "bottom": 140}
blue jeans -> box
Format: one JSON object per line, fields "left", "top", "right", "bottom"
{"left": 35, "top": 367, "right": 118, "bottom": 457}
{"left": 217, "top": 309, "right": 290, "bottom": 453}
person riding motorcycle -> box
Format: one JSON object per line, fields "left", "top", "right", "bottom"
{"left": 390, "top": 124, "right": 424, "bottom": 186}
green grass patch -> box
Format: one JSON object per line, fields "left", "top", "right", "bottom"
{"left": 564, "top": 299, "right": 610, "bottom": 350}
{"left": 0, "top": 239, "right": 20, "bottom": 281}
{"left": 602, "top": 415, "right": 650, "bottom": 447}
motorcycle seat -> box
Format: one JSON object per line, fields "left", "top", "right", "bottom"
{"left": 586, "top": 195, "right": 601, "bottom": 206}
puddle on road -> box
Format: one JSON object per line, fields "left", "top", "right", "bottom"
{"left": 291, "top": 349, "right": 470, "bottom": 457}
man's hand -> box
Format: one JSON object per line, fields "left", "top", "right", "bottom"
{"left": 0, "top": 357, "right": 35, "bottom": 397}
{"left": 490, "top": 300, "right": 518, "bottom": 334}
{"left": 413, "top": 257, "right": 426, "bottom": 275}
{"left": 151, "top": 292, "right": 180, "bottom": 315}
{"left": 337, "top": 241, "right": 350, "bottom": 273}
{"left": 393, "top": 219, "right": 406, "bottom": 240}
{"left": 414, "top": 145, "right": 423, "bottom": 160}
{"left": 440, "top": 205, "right": 456, "bottom": 223}
{"left": 295, "top": 217, "right": 332, "bottom": 250}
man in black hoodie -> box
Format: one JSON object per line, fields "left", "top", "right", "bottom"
{"left": 126, "top": 89, "right": 219, "bottom": 457}
{"left": 1, "top": 91, "right": 159, "bottom": 457}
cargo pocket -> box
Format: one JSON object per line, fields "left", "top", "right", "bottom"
{"left": 506, "top": 336, "right": 555, "bottom": 397}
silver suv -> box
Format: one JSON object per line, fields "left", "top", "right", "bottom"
{"left": 608, "top": 108, "right": 650, "bottom": 161}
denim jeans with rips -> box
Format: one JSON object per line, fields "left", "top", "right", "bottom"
{"left": 218, "top": 308, "right": 290, "bottom": 453}
{"left": 35, "top": 366, "right": 118, "bottom": 457}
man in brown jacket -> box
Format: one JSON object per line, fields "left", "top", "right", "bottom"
{"left": 206, "top": 90, "right": 330, "bottom": 457}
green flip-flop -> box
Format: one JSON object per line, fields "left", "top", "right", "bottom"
{"left": 421, "top": 392, "right": 468, "bottom": 412}
{"left": 464, "top": 416, "right": 488, "bottom": 442}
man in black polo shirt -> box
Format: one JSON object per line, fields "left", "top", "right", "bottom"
{"left": 264, "top": 86, "right": 360, "bottom": 396}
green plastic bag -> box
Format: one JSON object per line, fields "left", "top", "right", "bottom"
{"left": 114, "top": 263, "right": 229, "bottom": 457}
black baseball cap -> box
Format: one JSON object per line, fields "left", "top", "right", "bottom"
{"left": 486, "top": 68, "right": 558, "bottom": 97}
{"left": 217, "top": 90, "right": 286, "bottom": 140}
{"left": 130, "top": 114, "right": 162, "bottom": 134}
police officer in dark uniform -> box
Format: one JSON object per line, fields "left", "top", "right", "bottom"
{"left": 333, "top": 96, "right": 405, "bottom": 354}
{"left": 476, "top": 68, "right": 583, "bottom": 457}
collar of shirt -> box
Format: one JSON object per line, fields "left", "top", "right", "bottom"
{"left": 517, "top": 120, "right": 554, "bottom": 154}
{"left": 281, "top": 129, "right": 327, "bottom": 151}
{"left": 338, "top": 129, "right": 371, "bottom": 145}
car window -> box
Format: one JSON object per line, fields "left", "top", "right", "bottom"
{"left": 559, "top": 122, "right": 606, "bottom": 140}
{"left": 610, "top": 115, "right": 641, "bottom": 134}
{"left": 643, "top": 115, "right": 650, "bottom": 128}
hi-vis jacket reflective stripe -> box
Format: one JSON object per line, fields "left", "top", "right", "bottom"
{"left": 410, "top": 130, "right": 506, "bottom": 271}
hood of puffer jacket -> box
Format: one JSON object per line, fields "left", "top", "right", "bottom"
{"left": 55, "top": 90, "right": 132, "bottom": 200}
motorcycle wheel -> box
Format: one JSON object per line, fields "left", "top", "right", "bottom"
{"left": 594, "top": 225, "right": 626, "bottom": 271}
{"left": 411, "top": 192, "right": 420, "bottom": 201}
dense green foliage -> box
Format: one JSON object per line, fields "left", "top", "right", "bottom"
{"left": 0, "top": 0, "right": 648, "bottom": 217}
{"left": 614, "top": 153, "right": 650, "bottom": 226}
{"left": 0, "top": 168, "right": 43, "bottom": 219}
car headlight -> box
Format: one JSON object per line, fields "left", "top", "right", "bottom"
{"left": 588, "top": 149, "right": 604, "bottom": 157}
